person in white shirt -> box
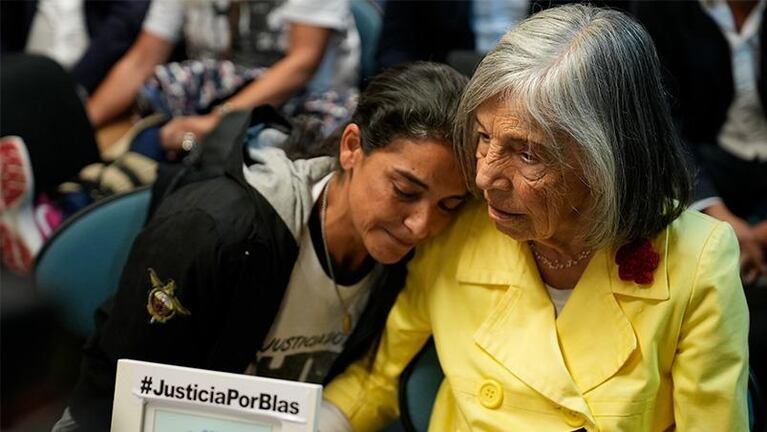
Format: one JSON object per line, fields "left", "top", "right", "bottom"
{"left": 638, "top": 0, "right": 767, "bottom": 286}
{"left": 86, "top": 0, "right": 360, "bottom": 152}
{"left": 637, "top": 0, "right": 767, "bottom": 402}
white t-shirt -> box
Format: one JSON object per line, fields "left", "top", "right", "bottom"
{"left": 25, "top": 0, "right": 89, "bottom": 69}
{"left": 244, "top": 175, "right": 377, "bottom": 384}
{"left": 701, "top": 0, "right": 767, "bottom": 161}
{"left": 545, "top": 283, "right": 573, "bottom": 317}
{"left": 142, "top": 0, "right": 360, "bottom": 94}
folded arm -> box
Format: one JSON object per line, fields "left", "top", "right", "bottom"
{"left": 86, "top": 30, "right": 173, "bottom": 127}
{"left": 160, "top": 22, "right": 330, "bottom": 150}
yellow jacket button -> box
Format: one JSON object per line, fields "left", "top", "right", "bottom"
{"left": 477, "top": 379, "right": 503, "bottom": 409}
{"left": 564, "top": 409, "right": 585, "bottom": 428}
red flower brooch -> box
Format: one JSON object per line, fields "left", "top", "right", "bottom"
{"left": 615, "top": 239, "right": 660, "bottom": 285}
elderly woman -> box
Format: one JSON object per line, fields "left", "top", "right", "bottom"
{"left": 321, "top": 5, "right": 749, "bottom": 431}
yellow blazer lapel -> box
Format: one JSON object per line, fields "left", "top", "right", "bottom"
{"left": 555, "top": 248, "right": 638, "bottom": 394}
{"left": 459, "top": 218, "right": 593, "bottom": 420}
{"left": 556, "top": 229, "right": 669, "bottom": 393}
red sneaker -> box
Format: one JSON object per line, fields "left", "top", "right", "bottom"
{"left": 0, "top": 136, "right": 41, "bottom": 274}
{"left": 0, "top": 136, "right": 31, "bottom": 211}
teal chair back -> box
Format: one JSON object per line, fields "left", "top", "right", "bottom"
{"left": 399, "top": 339, "right": 443, "bottom": 432}
{"left": 35, "top": 187, "right": 151, "bottom": 337}
{"left": 350, "top": 0, "right": 382, "bottom": 83}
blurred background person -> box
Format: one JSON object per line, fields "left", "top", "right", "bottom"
{"left": 374, "top": 0, "right": 631, "bottom": 76}
{"left": 636, "top": 0, "right": 767, "bottom": 388}
{"left": 1, "top": 0, "right": 361, "bottom": 273}
{"left": 1, "top": 0, "right": 149, "bottom": 272}
{"left": 637, "top": 0, "right": 766, "bottom": 285}
{"left": 0, "top": 0, "right": 150, "bottom": 94}
{"left": 86, "top": 0, "right": 361, "bottom": 157}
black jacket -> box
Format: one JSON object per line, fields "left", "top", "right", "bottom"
{"left": 67, "top": 111, "right": 408, "bottom": 429}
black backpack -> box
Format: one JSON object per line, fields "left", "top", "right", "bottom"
{"left": 148, "top": 105, "right": 293, "bottom": 217}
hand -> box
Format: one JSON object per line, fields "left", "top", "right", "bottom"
{"left": 159, "top": 114, "right": 220, "bottom": 151}
{"left": 754, "top": 220, "right": 767, "bottom": 250}
{"left": 705, "top": 202, "right": 767, "bottom": 285}
{"left": 729, "top": 219, "right": 765, "bottom": 286}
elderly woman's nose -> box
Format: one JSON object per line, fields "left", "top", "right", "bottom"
{"left": 476, "top": 157, "right": 511, "bottom": 191}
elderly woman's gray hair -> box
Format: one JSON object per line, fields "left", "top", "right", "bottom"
{"left": 456, "top": 4, "right": 691, "bottom": 248}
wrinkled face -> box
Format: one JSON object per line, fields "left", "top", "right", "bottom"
{"left": 343, "top": 130, "right": 468, "bottom": 264}
{"left": 473, "top": 98, "right": 591, "bottom": 243}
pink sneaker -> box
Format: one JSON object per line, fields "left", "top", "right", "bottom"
{"left": 0, "top": 136, "right": 42, "bottom": 274}
{"left": 34, "top": 194, "right": 63, "bottom": 239}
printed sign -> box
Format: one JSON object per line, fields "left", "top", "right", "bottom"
{"left": 111, "top": 359, "right": 322, "bottom": 432}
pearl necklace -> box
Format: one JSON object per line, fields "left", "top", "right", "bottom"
{"left": 528, "top": 242, "right": 592, "bottom": 270}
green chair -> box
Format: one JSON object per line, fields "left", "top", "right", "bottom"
{"left": 34, "top": 187, "right": 151, "bottom": 337}
{"left": 398, "top": 339, "right": 443, "bottom": 432}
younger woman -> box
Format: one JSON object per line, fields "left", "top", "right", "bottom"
{"left": 55, "top": 61, "right": 469, "bottom": 430}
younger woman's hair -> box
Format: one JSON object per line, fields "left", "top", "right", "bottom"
{"left": 351, "top": 61, "right": 468, "bottom": 153}
{"left": 287, "top": 61, "right": 468, "bottom": 160}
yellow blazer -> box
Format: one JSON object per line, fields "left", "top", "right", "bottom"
{"left": 325, "top": 201, "right": 749, "bottom": 431}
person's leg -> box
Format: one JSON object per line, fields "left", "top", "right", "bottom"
{"left": 0, "top": 54, "right": 101, "bottom": 194}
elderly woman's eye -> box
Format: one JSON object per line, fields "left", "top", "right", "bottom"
{"left": 520, "top": 150, "right": 538, "bottom": 164}
{"left": 476, "top": 135, "right": 490, "bottom": 158}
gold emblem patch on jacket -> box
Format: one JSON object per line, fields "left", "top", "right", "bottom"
{"left": 146, "top": 268, "right": 190, "bottom": 324}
